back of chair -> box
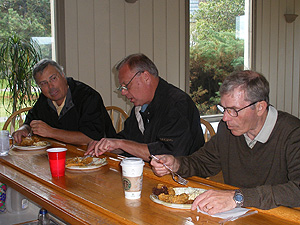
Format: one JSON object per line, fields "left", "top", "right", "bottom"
{"left": 2, "top": 107, "right": 32, "bottom": 134}
{"left": 200, "top": 118, "right": 216, "bottom": 142}
{"left": 106, "top": 106, "right": 129, "bottom": 133}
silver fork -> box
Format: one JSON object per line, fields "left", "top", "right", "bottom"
{"left": 150, "top": 155, "right": 188, "bottom": 186}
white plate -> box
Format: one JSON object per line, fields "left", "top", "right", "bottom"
{"left": 66, "top": 157, "right": 107, "bottom": 170}
{"left": 13, "top": 142, "right": 51, "bottom": 151}
{"left": 150, "top": 187, "right": 206, "bottom": 209}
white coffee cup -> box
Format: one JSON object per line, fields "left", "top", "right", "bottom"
{"left": 0, "top": 130, "right": 10, "bottom": 156}
{"left": 120, "top": 157, "right": 144, "bottom": 199}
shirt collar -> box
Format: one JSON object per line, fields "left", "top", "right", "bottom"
{"left": 244, "top": 105, "right": 278, "bottom": 148}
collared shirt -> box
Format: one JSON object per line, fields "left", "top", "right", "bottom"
{"left": 25, "top": 77, "right": 116, "bottom": 140}
{"left": 244, "top": 106, "right": 278, "bottom": 148}
{"left": 118, "top": 77, "right": 205, "bottom": 157}
{"left": 52, "top": 96, "right": 66, "bottom": 116}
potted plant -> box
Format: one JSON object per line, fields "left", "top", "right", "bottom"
{"left": 0, "top": 33, "right": 41, "bottom": 118}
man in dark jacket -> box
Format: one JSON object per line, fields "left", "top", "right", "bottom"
{"left": 13, "top": 59, "right": 115, "bottom": 145}
{"left": 86, "top": 53, "right": 204, "bottom": 161}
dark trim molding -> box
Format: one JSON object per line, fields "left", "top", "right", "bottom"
{"left": 54, "top": 0, "right": 66, "bottom": 72}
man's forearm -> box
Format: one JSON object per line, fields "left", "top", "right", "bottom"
{"left": 47, "top": 128, "right": 92, "bottom": 145}
{"left": 117, "top": 139, "right": 150, "bottom": 161}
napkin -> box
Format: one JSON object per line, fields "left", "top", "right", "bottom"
{"left": 197, "top": 206, "right": 257, "bottom": 221}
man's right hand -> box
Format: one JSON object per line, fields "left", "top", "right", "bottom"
{"left": 150, "top": 154, "right": 180, "bottom": 177}
{"left": 12, "top": 125, "right": 30, "bottom": 143}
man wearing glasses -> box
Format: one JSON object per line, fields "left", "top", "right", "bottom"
{"left": 13, "top": 59, "right": 116, "bottom": 145}
{"left": 151, "top": 70, "right": 300, "bottom": 213}
{"left": 86, "top": 53, "right": 205, "bottom": 161}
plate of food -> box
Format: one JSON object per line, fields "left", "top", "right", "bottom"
{"left": 65, "top": 156, "right": 107, "bottom": 170}
{"left": 150, "top": 184, "right": 206, "bottom": 209}
{"left": 13, "top": 136, "right": 51, "bottom": 150}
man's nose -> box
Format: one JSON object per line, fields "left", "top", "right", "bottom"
{"left": 121, "top": 89, "right": 128, "bottom": 96}
{"left": 222, "top": 110, "right": 231, "bottom": 121}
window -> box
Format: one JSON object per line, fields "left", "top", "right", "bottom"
{"left": 189, "top": 0, "right": 250, "bottom": 117}
{"left": 0, "top": 0, "right": 54, "bottom": 123}
{"left": 0, "top": 0, "right": 54, "bottom": 59}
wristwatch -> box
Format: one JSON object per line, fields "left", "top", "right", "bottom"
{"left": 233, "top": 189, "right": 244, "bottom": 207}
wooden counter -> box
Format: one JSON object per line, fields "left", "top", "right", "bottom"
{"left": 0, "top": 139, "right": 299, "bottom": 225}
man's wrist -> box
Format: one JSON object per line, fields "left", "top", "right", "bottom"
{"left": 233, "top": 189, "right": 244, "bottom": 207}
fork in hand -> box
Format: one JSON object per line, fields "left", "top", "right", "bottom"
{"left": 150, "top": 155, "right": 188, "bottom": 186}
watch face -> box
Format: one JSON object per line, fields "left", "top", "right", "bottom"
{"left": 235, "top": 194, "right": 243, "bottom": 202}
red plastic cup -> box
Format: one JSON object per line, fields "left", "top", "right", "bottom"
{"left": 46, "top": 148, "right": 67, "bottom": 177}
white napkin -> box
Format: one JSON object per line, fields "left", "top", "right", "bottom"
{"left": 197, "top": 206, "right": 256, "bottom": 221}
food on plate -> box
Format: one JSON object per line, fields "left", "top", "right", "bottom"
{"left": 152, "top": 184, "right": 205, "bottom": 204}
{"left": 159, "top": 192, "right": 190, "bottom": 204}
{"left": 66, "top": 156, "right": 101, "bottom": 168}
{"left": 20, "top": 136, "right": 48, "bottom": 147}
{"left": 152, "top": 184, "right": 191, "bottom": 204}
{"left": 152, "top": 183, "right": 170, "bottom": 196}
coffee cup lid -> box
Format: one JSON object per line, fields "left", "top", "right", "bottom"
{"left": 121, "top": 157, "right": 144, "bottom": 166}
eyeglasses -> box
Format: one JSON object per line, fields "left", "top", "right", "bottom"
{"left": 217, "top": 101, "right": 259, "bottom": 117}
{"left": 38, "top": 74, "right": 60, "bottom": 88}
{"left": 117, "top": 71, "right": 144, "bottom": 92}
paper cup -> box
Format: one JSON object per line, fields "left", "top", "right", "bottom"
{"left": 46, "top": 148, "right": 67, "bottom": 177}
{"left": 120, "top": 157, "right": 144, "bottom": 199}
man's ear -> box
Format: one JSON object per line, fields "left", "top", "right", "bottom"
{"left": 142, "top": 71, "right": 151, "bottom": 84}
{"left": 257, "top": 101, "right": 268, "bottom": 116}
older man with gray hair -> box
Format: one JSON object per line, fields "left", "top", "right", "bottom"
{"left": 151, "top": 70, "right": 300, "bottom": 213}
{"left": 87, "top": 53, "right": 205, "bottom": 161}
{"left": 13, "top": 59, "right": 115, "bottom": 145}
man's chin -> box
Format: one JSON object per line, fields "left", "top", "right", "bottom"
{"left": 230, "top": 130, "right": 243, "bottom": 137}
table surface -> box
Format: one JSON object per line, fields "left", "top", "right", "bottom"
{"left": 0, "top": 138, "right": 299, "bottom": 225}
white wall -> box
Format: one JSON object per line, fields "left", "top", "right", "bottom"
{"left": 62, "top": 0, "right": 300, "bottom": 117}
{"left": 63, "top": 0, "right": 186, "bottom": 113}
{"left": 254, "top": 0, "right": 300, "bottom": 117}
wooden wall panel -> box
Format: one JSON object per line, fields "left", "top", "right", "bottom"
{"left": 166, "top": 0, "right": 180, "bottom": 86}
{"left": 140, "top": 0, "right": 154, "bottom": 59}
{"left": 268, "top": 0, "right": 279, "bottom": 107}
{"left": 179, "top": 0, "right": 186, "bottom": 91}
{"left": 254, "top": 0, "right": 263, "bottom": 71}
{"left": 277, "top": 0, "right": 287, "bottom": 111}
{"left": 77, "top": 0, "right": 95, "bottom": 85}
{"left": 64, "top": 1, "right": 79, "bottom": 80}
{"left": 64, "top": 0, "right": 186, "bottom": 114}
{"left": 110, "top": 0, "right": 127, "bottom": 110}
{"left": 63, "top": 0, "right": 300, "bottom": 117}
{"left": 153, "top": 0, "right": 167, "bottom": 80}
{"left": 261, "top": 0, "right": 271, "bottom": 80}
{"left": 255, "top": 0, "right": 300, "bottom": 117}
{"left": 94, "top": 0, "right": 112, "bottom": 106}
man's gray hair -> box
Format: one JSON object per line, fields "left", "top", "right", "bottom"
{"left": 115, "top": 53, "right": 159, "bottom": 77}
{"left": 219, "top": 70, "right": 269, "bottom": 104}
{"left": 33, "top": 59, "right": 65, "bottom": 81}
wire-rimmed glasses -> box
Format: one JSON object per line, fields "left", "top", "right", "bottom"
{"left": 117, "top": 70, "right": 144, "bottom": 92}
{"left": 217, "top": 101, "right": 259, "bottom": 117}
{"left": 38, "top": 74, "right": 60, "bottom": 89}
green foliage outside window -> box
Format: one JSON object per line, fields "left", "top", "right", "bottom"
{"left": 0, "top": 0, "right": 51, "bottom": 119}
{"left": 190, "top": 0, "right": 245, "bottom": 115}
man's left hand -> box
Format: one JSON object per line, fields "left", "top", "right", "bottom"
{"left": 30, "top": 120, "right": 53, "bottom": 137}
{"left": 191, "top": 189, "right": 236, "bottom": 215}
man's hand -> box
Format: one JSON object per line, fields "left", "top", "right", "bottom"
{"left": 150, "top": 155, "right": 180, "bottom": 177}
{"left": 30, "top": 120, "right": 53, "bottom": 137}
{"left": 85, "top": 138, "right": 120, "bottom": 157}
{"left": 12, "top": 125, "right": 30, "bottom": 143}
{"left": 191, "top": 189, "right": 236, "bottom": 215}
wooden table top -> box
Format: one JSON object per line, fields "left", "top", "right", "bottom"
{"left": 0, "top": 138, "right": 299, "bottom": 225}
